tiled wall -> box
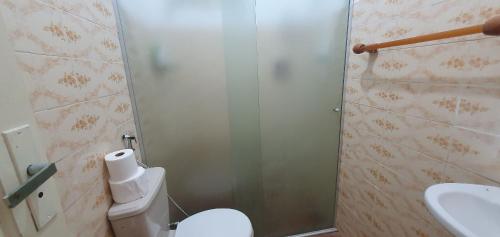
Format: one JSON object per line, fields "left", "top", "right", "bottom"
{"left": 337, "top": 0, "right": 500, "bottom": 236}
{"left": 0, "top": 0, "right": 137, "bottom": 236}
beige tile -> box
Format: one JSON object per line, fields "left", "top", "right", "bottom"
{"left": 0, "top": 0, "right": 60, "bottom": 54}
{"left": 36, "top": 0, "right": 79, "bottom": 12}
{"left": 350, "top": 0, "right": 499, "bottom": 48}
{"left": 54, "top": 144, "right": 109, "bottom": 211}
{"left": 0, "top": 0, "right": 121, "bottom": 61}
{"left": 34, "top": 93, "right": 130, "bottom": 162}
{"left": 52, "top": 117, "right": 133, "bottom": 211}
{"left": 93, "top": 27, "right": 122, "bottom": 62}
{"left": 360, "top": 186, "right": 407, "bottom": 237}
{"left": 65, "top": 0, "right": 117, "bottom": 30}
{"left": 16, "top": 53, "right": 128, "bottom": 111}
{"left": 347, "top": 37, "right": 500, "bottom": 86}
{"left": 398, "top": 213, "right": 454, "bottom": 237}
{"left": 63, "top": 178, "right": 113, "bottom": 237}
{"left": 443, "top": 162, "right": 500, "bottom": 187}
{"left": 336, "top": 203, "right": 370, "bottom": 237}
{"left": 446, "top": 127, "right": 500, "bottom": 183}
{"left": 107, "top": 92, "right": 134, "bottom": 126}
{"left": 456, "top": 86, "right": 500, "bottom": 135}
{"left": 344, "top": 130, "right": 449, "bottom": 226}
{"left": 339, "top": 0, "right": 500, "bottom": 236}
{"left": 345, "top": 80, "right": 460, "bottom": 124}
{"left": 355, "top": 103, "right": 451, "bottom": 161}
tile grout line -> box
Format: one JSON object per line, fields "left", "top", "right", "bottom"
{"left": 345, "top": 101, "right": 453, "bottom": 126}
{"left": 56, "top": 116, "right": 136, "bottom": 211}
{"left": 346, "top": 101, "right": 500, "bottom": 137}
{"left": 35, "top": 0, "right": 117, "bottom": 32}
{"left": 53, "top": 116, "right": 135, "bottom": 163}
{"left": 14, "top": 50, "right": 124, "bottom": 65}
{"left": 33, "top": 91, "right": 124, "bottom": 114}
{"left": 343, "top": 103, "right": 500, "bottom": 183}
{"left": 345, "top": 78, "right": 500, "bottom": 89}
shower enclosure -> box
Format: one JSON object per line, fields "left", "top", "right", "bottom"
{"left": 113, "top": 0, "right": 349, "bottom": 236}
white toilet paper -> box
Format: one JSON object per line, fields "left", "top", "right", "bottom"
{"left": 105, "top": 149, "right": 149, "bottom": 203}
{"left": 109, "top": 167, "right": 149, "bottom": 203}
{"left": 105, "top": 149, "right": 139, "bottom": 182}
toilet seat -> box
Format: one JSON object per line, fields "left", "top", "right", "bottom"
{"left": 175, "top": 209, "right": 253, "bottom": 237}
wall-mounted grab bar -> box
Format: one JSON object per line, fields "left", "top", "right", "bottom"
{"left": 353, "top": 16, "right": 500, "bottom": 54}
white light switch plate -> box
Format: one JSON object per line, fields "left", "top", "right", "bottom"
{"left": 2, "top": 125, "right": 57, "bottom": 230}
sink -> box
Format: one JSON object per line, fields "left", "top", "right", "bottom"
{"left": 425, "top": 183, "right": 500, "bottom": 237}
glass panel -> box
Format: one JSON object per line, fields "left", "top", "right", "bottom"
{"left": 255, "top": 0, "right": 349, "bottom": 236}
{"left": 115, "top": 0, "right": 349, "bottom": 235}
{"left": 115, "top": 0, "right": 235, "bottom": 221}
{"left": 220, "top": 0, "right": 265, "bottom": 235}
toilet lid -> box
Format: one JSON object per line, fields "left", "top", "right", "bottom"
{"left": 175, "top": 209, "right": 253, "bottom": 237}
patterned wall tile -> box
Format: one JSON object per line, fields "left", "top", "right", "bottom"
{"left": 456, "top": 86, "right": 500, "bottom": 134}
{"left": 0, "top": 0, "right": 134, "bottom": 236}
{"left": 67, "top": 0, "right": 117, "bottom": 30}
{"left": 63, "top": 178, "right": 114, "bottom": 237}
{"left": 16, "top": 53, "right": 127, "bottom": 111}
{"left": 351, "top": 0, "right": 500, "bottom": 47}
{"left": 351, "top": 103, "right": 451, "bottom": 160}
{"left": 107, "top": 92, "right": 133, "bottom": 126}
{"left": 345, "top": 79, "right": 461, "bottom": 123}
{"left": 35, "top": 96, "right": 111, "bottom": 161}
{"left": 335, "top": 203, "right": 361, "bottom": 236}
{"left": 446, "top": 127, "right": 500, "bottom": 183}
{"left": 37, "top": 0, "right": 117, "bottom": 30}
{"left": 443, "top": 162, "right": 500, "bottom": 186}
{"left": 348, "top": 38, "right": 500, "bottom": 86}
{"left": 338, "top": 0, "right": 500, "bottom": 235}
{"left": 54, "top": 143, "right": 110, "bottom": 211}
{"left": 0, "top": 0, "right": 122, "bottom": 62}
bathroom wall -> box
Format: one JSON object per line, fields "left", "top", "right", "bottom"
{"left": 337, "top": 0, "right": 500, "bottom": 236}
{"left": 0, "top": 0, "right": 137, "bottom": 236}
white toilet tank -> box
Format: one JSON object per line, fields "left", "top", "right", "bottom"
{"left": 108, "top": 167, "right": 170, "bottom": 237}
{"left": 108, "top": 167, "right": 253, "bottom": 237}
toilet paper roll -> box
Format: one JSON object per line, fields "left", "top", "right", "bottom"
{"left": 109, "top": 167, "right": 149, "bottom": 203}
{"left": 105, "top": 149, "right": 138, "bottom": 183}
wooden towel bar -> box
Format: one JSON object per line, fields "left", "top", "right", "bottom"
{"left": 353, "top": 16, "right": 500, "bottom": 54}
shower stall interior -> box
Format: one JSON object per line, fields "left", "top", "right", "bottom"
{"left": 113, "top": 0, "right": 350, "bottom": 236}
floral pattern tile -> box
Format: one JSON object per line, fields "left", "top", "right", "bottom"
{"left": 63, "top": 179, "right": 114, "bottom": 237}
{"left": 54, "top": 143, "right": 109, "bottom": 211}
{"left": 35, "top": 93, "right": 133, "bottom": 162}
{"left": 446, "top": 127, "right": 500, "bottom": 183}
{"left": 344, "top": 79, "right": 461, "bottom": 124}
{"left": 39, "top": 0, "right": 118, "bottom": 30}
{"left": 347, "top": 38, "right": 500, "bottom": 86}
{"left": 16, "top": 53, "right": 127, "bottom": 111}
{"left": 456, "top": 86, "right": 500, "bottom": 134}
{"left": 339, "top": 0, "right": 500, "bottom": 235}
{"left": 0, "top": 0, "right": 135, "bottom": 235}
{"left": 0, "top": 0, "right": 122, "bottom": 62}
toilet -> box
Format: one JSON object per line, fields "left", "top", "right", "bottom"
{"left": 108, "top": 167, "right": 253, "bottom": 237}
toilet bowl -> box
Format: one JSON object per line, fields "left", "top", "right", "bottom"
{"left": 107, "top": 167, "right": 253, "bottom": 237}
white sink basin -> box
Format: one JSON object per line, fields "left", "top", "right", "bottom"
{"left": 425, "top": 183, "right": 500, "bottom": 237}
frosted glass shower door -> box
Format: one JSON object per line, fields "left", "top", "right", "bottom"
{"left": 115, "top": 0, "right": 236, "bottom": 220}
{"left": 114, "top": 0, "right": 349, "bottom": 235}
{"left": 256, "top": 0, "right": 349, "bottom": 236}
